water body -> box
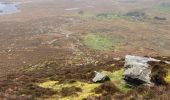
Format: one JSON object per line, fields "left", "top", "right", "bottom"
{"left": 0, "top": 2, "right": 19, "bottom": 15}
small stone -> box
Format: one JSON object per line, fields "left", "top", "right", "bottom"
{"left": 113, "top": 57, "right": 121, "bottom": 61}
{"left": 92, "top": 71, "right": 110, "bottom": 83}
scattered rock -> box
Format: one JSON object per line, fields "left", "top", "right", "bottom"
{"left": 124, "top": 11, "right": 146, "bottom": 21}
{"left": 125, "top": 11, "right": 145, "bottom": 17}
{"left": 92, "top": 71, "right": 110, "bottom": 83}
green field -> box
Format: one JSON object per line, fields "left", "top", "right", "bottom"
{"left": 84, "top": 34, "right": 114, "bottom": 50}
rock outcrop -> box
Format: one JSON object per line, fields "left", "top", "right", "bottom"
{"left": 123, "top": 55, "right": 159, "bottom": 86}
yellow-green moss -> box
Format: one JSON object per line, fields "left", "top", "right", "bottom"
{"left": 38, "top": 81, "right": 58, "bottom": 89}
{"left": 38, "top": 81, "right": 100, "bottom": 100}
{"left": 165, "top": 71, "right": 170, "bottom": 83}
{"left": 102, "top": 69, "right": 130, "bottom": 92}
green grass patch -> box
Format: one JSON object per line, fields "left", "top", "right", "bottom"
{"left": 84, "top": 34, "right": 116, "bottom": 51}
{"left": 102, "top": 69, "right": 130, "bottom": 92}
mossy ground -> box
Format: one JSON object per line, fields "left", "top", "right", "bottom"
{"left": 38, "top": 81, "right": 100, "bottom": 100}
{"left": 37, "top": 69, "right": 130, "bottom": 99}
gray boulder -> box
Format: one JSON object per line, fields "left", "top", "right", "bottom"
{"left": 92, "top": 71, "right": 110, "bottom": 83}
{"left": 123, "top": 55, "right": 158, "bottom": 86}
